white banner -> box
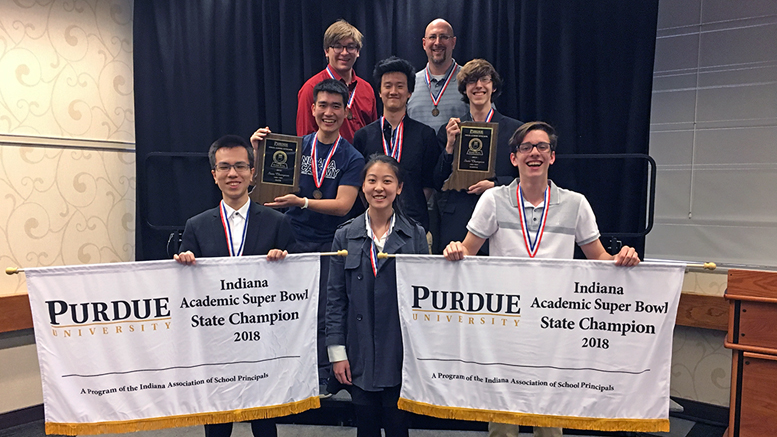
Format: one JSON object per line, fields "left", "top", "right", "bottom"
{"left": 25, "top": 254, "right": 320, "bottom": 435}
{"left": 396, "top": 255, "right": 684, "bottom": 433}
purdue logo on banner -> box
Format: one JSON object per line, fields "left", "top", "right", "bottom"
{"left": 25, "top": 255, "right": 321, "bottom": 436}
{"left": 395, "top": 255, "right": 684, "bottom": 433}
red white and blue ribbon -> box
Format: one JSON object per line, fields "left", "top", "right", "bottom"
{"left": 424, "top": 62, "right": 458, "bottom": 107}
{"left": 219, "top": 200, "right": 249, "bottom": 257}
{"left": 517, "top": 183, "right": 549, "bottom": 258}
{"left": 380, "top": 116, "right": 404, "bottom": 162}
{"left": 470, "top": 108, "right": 494, "bottom": 123}
{"left": 325, "top": 66, "right": 357, "bottom": 111}
{"left": 365, "top": 212, "right": 396, "bottom": 276}
{"left": 311, "top": 134, "right": 341, "bottom": 190}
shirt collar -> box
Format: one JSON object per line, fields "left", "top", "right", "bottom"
{"left": 508, "top": 179, "right": 560, "bottom": 208}
{"left": 222, "top": 199, "right": 250, "bottom": 219}
{"left": 326, "top": 66, "right": 357, "bottom": 86}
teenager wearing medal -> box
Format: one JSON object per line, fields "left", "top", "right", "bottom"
{"left": 433, "top": 59, "right": 523, "bottom": 254}
{"left": 352, "top": 56, "right": 440, "bottom": 232}
{"left": 406, "top": 18, "right": 468, "bottom": 129}
{"left": 296, "top": 19, "right": 377, "bottom": 143}
{"left": 174, "top": 135, "right": 294, "bottom": 437}
{"left": 252, "top": 78, "right": 364, "bottom": 397}
{"left": 327, "top": 154, "right": 429, "bottom": 437}
{"left": 443, "top": 121, "right": 639, "bottom": 437}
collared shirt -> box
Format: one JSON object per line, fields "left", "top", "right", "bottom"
{"left": 467, "top": 179, "right": 601, "bottom": 259}
{"left": 221, "top": 199, "right": 250, "bottom": 254}
{"left": 406, "top": 61, "right": 469, "bottom": 130}
{"left": 296, "top": 67, "right": 377, "bottom": 143}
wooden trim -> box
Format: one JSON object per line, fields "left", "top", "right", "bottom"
{"left": 723, "top": 294, "right": 777, "bottom": 304}
{"left": 676, "top": 293, "right": 729, "bottom": 331}
{"left": 743, "top": 351, "right": 777, "bottom": 362}
{"left": 0, "top": 294, "right": 33, "bottom": 333}
{"left": 726, "top": 269, "right": 777, "bottom": 300}
{"left": 724, "top": 340, "right": 777, "bottom": 356}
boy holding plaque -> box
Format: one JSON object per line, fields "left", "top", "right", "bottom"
{"left": 443, "top": 121, "right": 640, "bottom": 437}
{"left": 252, "top": 79, "right": 364, "bottom": 396}
{"left": 434, "top": 59, "right": 522, "bottom": 254}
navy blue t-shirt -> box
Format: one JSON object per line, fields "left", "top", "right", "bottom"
{"left": 286, "top": 132, "right": 365, "bottom": 243}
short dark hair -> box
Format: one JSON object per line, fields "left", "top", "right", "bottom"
{"left": 313, "top": 79, "right": 349, "bottom": 106}
{"left": 373, "top": 56, "right": 416, "bottom": 93}
{"left": 509, "top": 121, "right": 558, "bottom": 154}
{"left": 457, "top": 59, "right": 503, "bottom": 104}
{"left": 208, "top": 135, "right": 254, "bottom": 169}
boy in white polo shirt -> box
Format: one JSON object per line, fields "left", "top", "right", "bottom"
{"left": 443, "top": 121, "right": 640, "bottom": 437}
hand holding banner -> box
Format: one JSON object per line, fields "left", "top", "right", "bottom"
{"left": 395, "top": 255, "right": 684, "bottom": 433}
{"left": 25, "top": 255, "right": 321, "bottom": 435}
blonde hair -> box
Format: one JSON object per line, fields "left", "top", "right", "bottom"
{"left": 323, "top": 19, "right": 363, "bottom": 51}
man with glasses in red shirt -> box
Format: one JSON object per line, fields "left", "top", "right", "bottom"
{"left": 297, "top": 19, "right": 377, "bottom": 143}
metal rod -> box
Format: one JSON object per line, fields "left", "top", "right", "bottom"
{"left": 5, "top": 250, "right": 350, "bottom": 275}
{"left": 320, "top": 250, "right": 349, "bottom": 257}
{"left": 376, "top": 254, "right": 717, "bottom": 271}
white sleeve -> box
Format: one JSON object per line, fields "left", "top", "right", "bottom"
{"left": 575, "top": 195, "right": 601, "bottom": 246}
{"left": 467, "top": 188, "right": 499, "bottom": 240}
{"left": 327, "top": 345, "right": 348, "bottom": 362}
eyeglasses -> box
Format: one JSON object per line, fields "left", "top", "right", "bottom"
{"left": 467, "top": 76, "right": 492, "bottom": 85}
{"left": 215, "top": 162, "right": 251, "bottom": 173}
{"left": 425, "top": 34, "right": 452, "bottom": 42}
{"left": 329, "top": 43, "right": 359, "bottom": 53}
{"left": 516, "top": 142, "right": 552, "bottom": 153}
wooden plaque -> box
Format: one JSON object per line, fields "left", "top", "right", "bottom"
{"left": 250, "top": 133, "right": 302, "bottom": 204}
{"left": 443, "top": 122, "right": 499, "bottom": 191}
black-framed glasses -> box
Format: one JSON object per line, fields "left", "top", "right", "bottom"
{"left": 329, "top": 43, "right": 359, "bottom": 53}
{"left": 215, "top": 162, "right": 251, "bottom": 172}
{"left": 517, "top": 142, "right": 552, "bottom": 153}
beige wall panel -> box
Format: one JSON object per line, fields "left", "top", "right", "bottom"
{"left": 671, "top": 326, "right": 730, "bottom": 407}
{"left": 0, "top": 145, "right": 135, "bottom": 296}
{"left": 0, "top": 1, "right": 134, "bottom": 142}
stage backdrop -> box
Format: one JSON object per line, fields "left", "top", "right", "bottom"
{"left": 134, "top": 0, "right": 659, "bottom": 260}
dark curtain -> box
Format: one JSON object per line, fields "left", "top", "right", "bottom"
{"left": 135, "top": 0, "right": 658, "bottom": 260}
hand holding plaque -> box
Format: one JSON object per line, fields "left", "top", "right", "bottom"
{"left": 442, "top": 122, "right": 499, "bottom": 191}
{"left": 250, "top": 133, "right": 303, "bottom": 205}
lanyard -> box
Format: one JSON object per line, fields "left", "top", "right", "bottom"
{"left": 219, "top": 201, "right": 249, "bottom": 257}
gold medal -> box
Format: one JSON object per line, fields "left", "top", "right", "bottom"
{"left": 432, "top": 107, "right": 440, "bottom": 117}
{"left": 313, "top": 189, "right": 323, "bottom": 199}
